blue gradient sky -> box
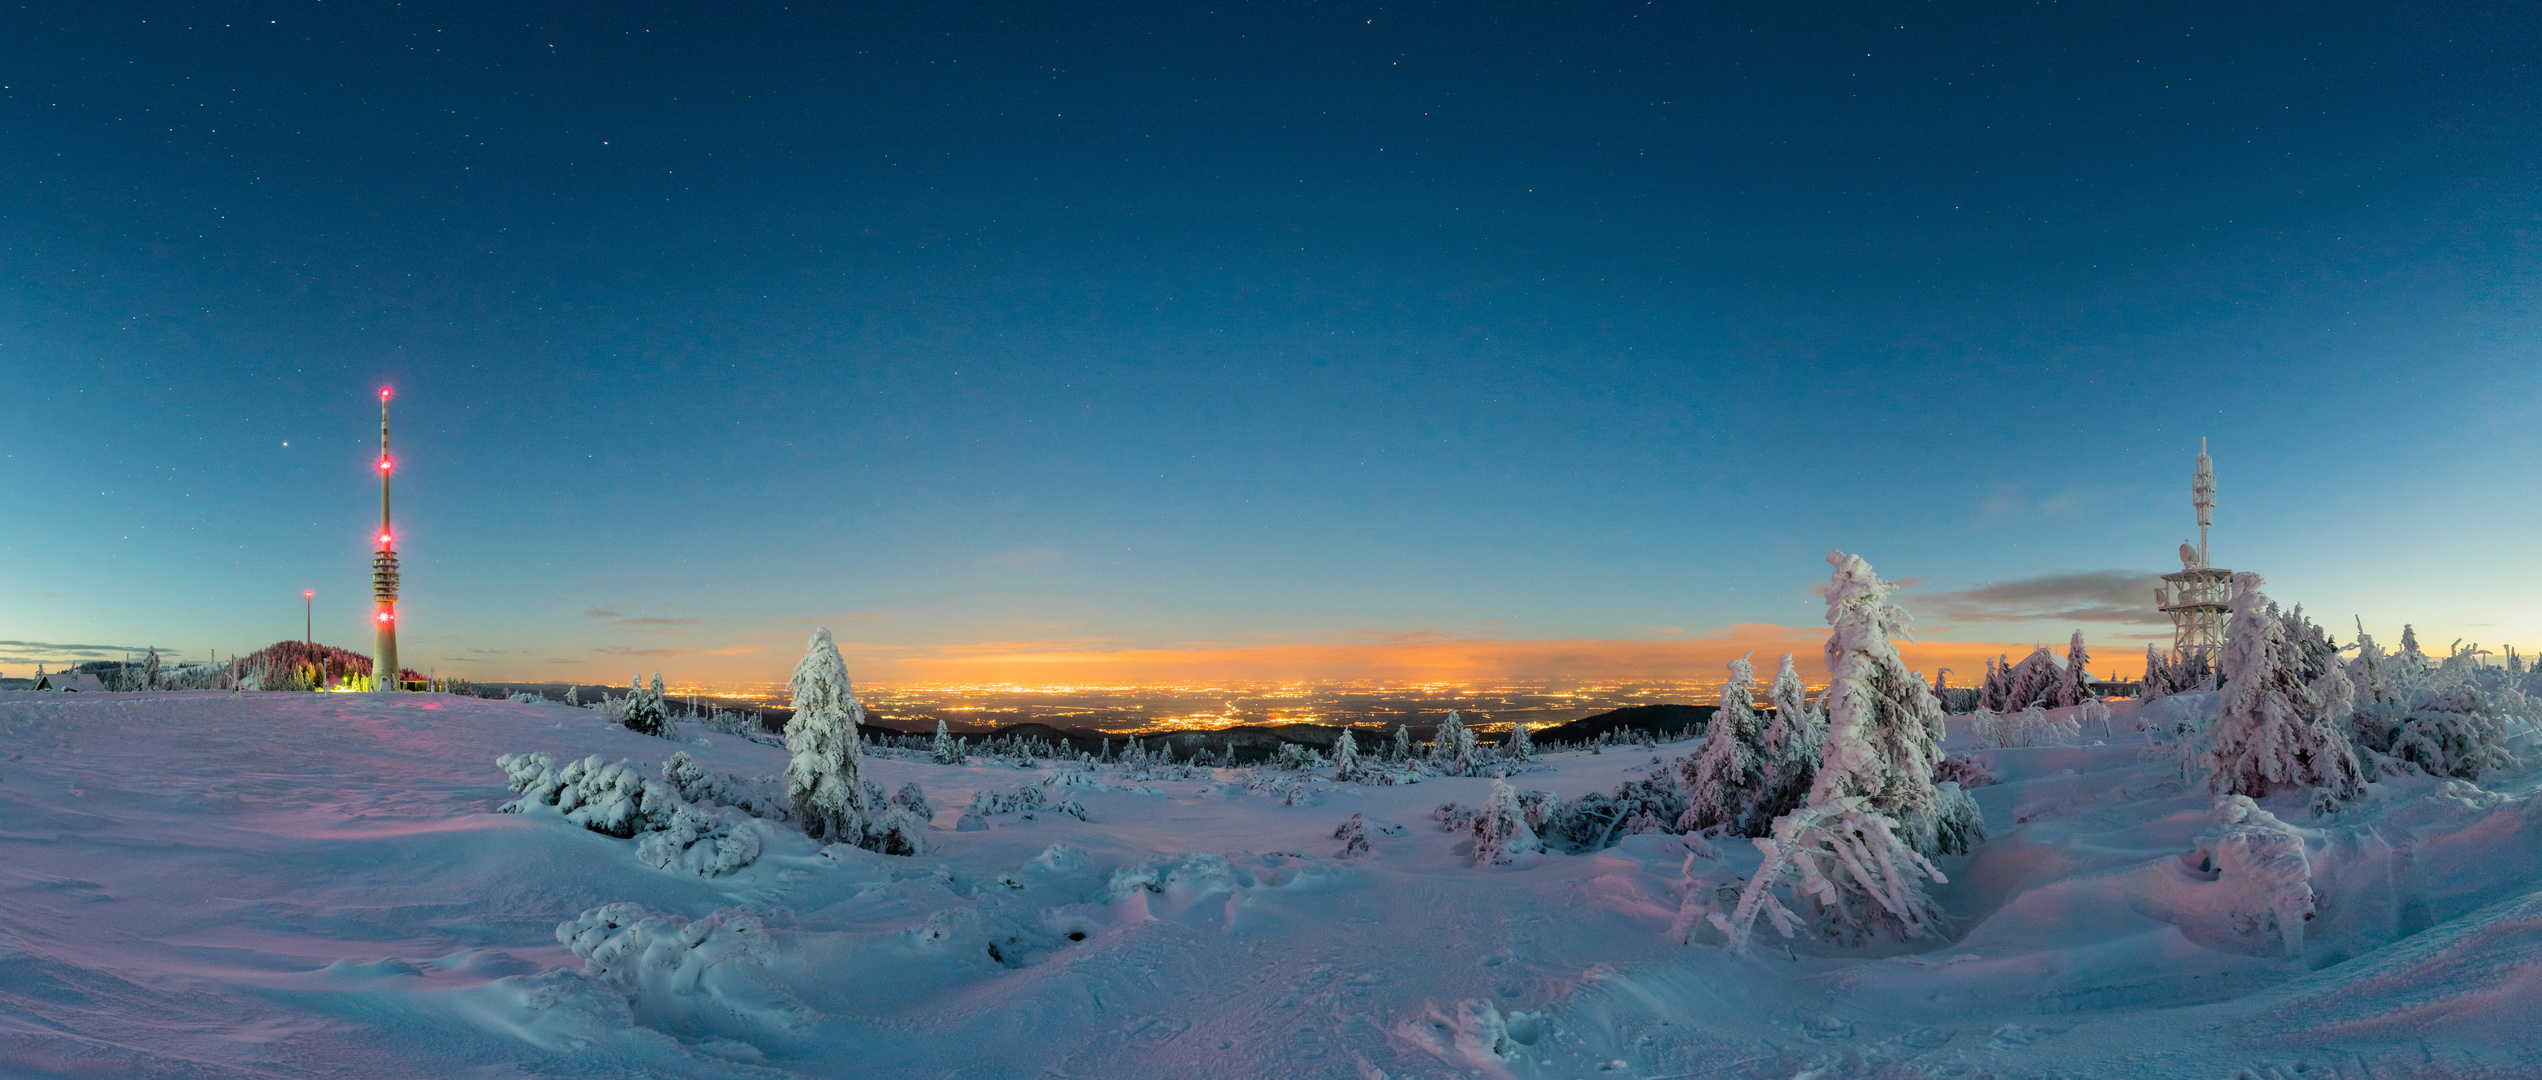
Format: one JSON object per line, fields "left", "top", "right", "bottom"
{"left": 4, "top": 2, "right": 2537, "bottom": 685}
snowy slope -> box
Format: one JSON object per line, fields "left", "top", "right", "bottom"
{"left": 1, "top": 690, "right": 2537, "bottom": 1078}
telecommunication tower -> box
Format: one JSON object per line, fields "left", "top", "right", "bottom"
{"left": 372, "top": 388, "right": 402, "bottom": 690}
{"left": 2154, "top": 438, "right": 2230, "bottom": 669}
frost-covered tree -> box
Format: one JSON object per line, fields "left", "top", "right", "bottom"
{"left": 1503, "top": 721, "right": 1534, "bottom": 762}
{"left": 2197, "top": 573, "right": 2363, "bottom": 803}
{"left": 1714, "top": 552, "right": 1982, "bottom": 950}
{"left": 1677, "top": 656, "right": 1771, "bottom": 836}
{"left": 930, "top": 718, "right": 959, "bottom": 765}
{"left": 2053, "top": 632, "right": 2094, "bottom": 709}
{"left": 1807, "top": 554, "right": 1980, "bottom": 857}
{"left": 1434, "top": 711, "right": 1474, "bottom": 776}
{"left": 784, "top": 627, "right": 874, "bottom": 846}
{"left": 621, "top": 673, "right": 672, "bottom": 737}
{"left": 2141, "top": 644, "right": 2172, "bottom": 702}
{"left": 1469, "top": 779, "right": 1541, "bottom": 866}
{"left": 2000, "top": 646, "right": 2059, "bottom": 710}
{"left": 1977, "top": 656, "right": 2008, "bottom": 712}
{"left": 1392, "top": 723, "right": 1413, "bottom": 762}
{"left": 141, "top": 648, "right": 162, "bottom": 691}
{"left": 1757, "top": 653, "right": 1823, "bottom": 821}
{"left": 1332, "top": 725, "right": 1362, "bottom": 781}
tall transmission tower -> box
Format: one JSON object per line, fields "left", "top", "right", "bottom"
{"left": 2155, "top": 438, "right": 2230, "bottom": 673}
{"left": 372, "top": 387, "right": 402, "bottom": 690}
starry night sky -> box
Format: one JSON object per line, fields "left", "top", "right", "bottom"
{"left": 4, "top": 2, "right": 2537, "bottom": 684}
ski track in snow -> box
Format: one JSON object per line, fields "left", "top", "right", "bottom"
{"left": 1, "top": 690, "right": 2539, "bottom": 1078}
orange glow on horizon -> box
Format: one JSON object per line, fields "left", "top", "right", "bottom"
{"left": 808, "top": 625, "right": 2129, "bottom": 688}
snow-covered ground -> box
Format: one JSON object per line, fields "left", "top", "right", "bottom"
{"left": 2, "top": 690, "right": 2537, "bottom": 1078}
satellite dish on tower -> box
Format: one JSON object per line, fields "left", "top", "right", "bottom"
{"left": 2179, "top": 542, "right": 2199, "bottom": 569}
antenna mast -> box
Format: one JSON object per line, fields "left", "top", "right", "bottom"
{"left": 2157, "top": 438, "right": 2231, "bottom": 681}
{"left": 372, "top": 388, "right": 402, "bottom": 690}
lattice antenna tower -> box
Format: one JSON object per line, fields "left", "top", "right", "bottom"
{"left": 2154, "top": 438, "right": 2230, "bottom": 677}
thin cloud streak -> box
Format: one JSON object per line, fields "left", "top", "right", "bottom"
{"left": 1902, "top": 570, "right": 2170, "bottom": 627}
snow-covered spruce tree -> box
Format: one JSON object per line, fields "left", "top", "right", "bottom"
{"left": 1976, "top": 656, "right": 2006, "bottom": 712}
{"left": 1713, "top": 552, "right": 1982, "bottom": 950}
{"left": 2398, "top": 624, "right": 2430, "bottom": 673}
{"left": 1469, "top": 778, "right": 1542, "bottom": 866}
{"left": 1392, "top": 723, "right": 1413, "bottom": 762}
{"left": 1503, "top": 721, "right": 1534, "bottom": 762}
{"left": 1434, "top": 711, "right": 1473, "bottom": 776}
{"left": 2001, "top": 646, "right": 2059, "bottom": 710}
{"left": 2141, "top": 644, "right": 2172, "bottom": 702}
{"left": 930, "top": 718, "right": 959, "bottom": 765}
{"left": 1677, "top": 656, "right": 1772, "bottom": 836}
{"left": 784, "top": 627, "right": 876, "bottom": 847}
{"left": 141, "top": 648, "right": 162, "bottom": 691}
{"left": 1757, "top": 652, "right": 1824, "bottom": 821}
{"left": 2053, "top": 632, "right": 2094, "bottom": 709}
{"left": 2196, "top": 573, "right": 2363, "bottom": 803}
{"left": 620, "top": 673, "right": 673, "bottom": 737}
{"left": 1332, "top": 725, "right": 1362, "bottom": 781}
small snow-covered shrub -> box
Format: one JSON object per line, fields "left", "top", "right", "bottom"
{"left": 507, "top": 691, "right": 543, "bottom": 704}
{"left": 863, "top": 805, "right": 928, "bottom": 856}
{"left": 561, "top": 903, "right": 773, "bottom": 988}
{"left": 1933, "top": 753, "right": 1995, "bottom": 789}
{"left": 498, "top": 753, "right": 685, "bottom": 838}
{"left": 634, "top": 806, "right": 765, "bottom": 876}
{"left": 890, "top": 781, "right": 933, "bottom": 824}
{"left": 2386, "top": 684, "right": 2520, "bottom": 782}
{"left": 556, "top": 903, "right": 799, "bottom": 1033}
{"left": 2191, "top": 794, "right": 2315, "bottom": 954}
{"left": 500, "top": 753, "right": 764, "bottom": 875}
{"left": 1537, "top": 777, "right": 1688, "bottom": 853}
{"left": 1434, "top": 801, "right": 1479, "bottom": 833}
{"left": 1335, "top": 813, "right": 1372, "bottom": 859}
{"left": 661, "top": 752, "right": 789, "bottom": 822}
{"left": 1469, "top": 779, "right": 1542, "bottom": 866}
{"left": 2078, "top": 697, "right": 2113, "bottom": 737}
{"left": 966, "top": 782, "right": 1086, "bottom": 824}
{"left": 1973, "top": 704, "right": 2080, "bottom": 749}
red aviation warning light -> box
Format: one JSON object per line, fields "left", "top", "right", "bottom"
{"left": 380, "top": 386, "right": 393, "bottom": 401}
{"left": 378, "top": 458, "right": 392, "bottom": 471}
